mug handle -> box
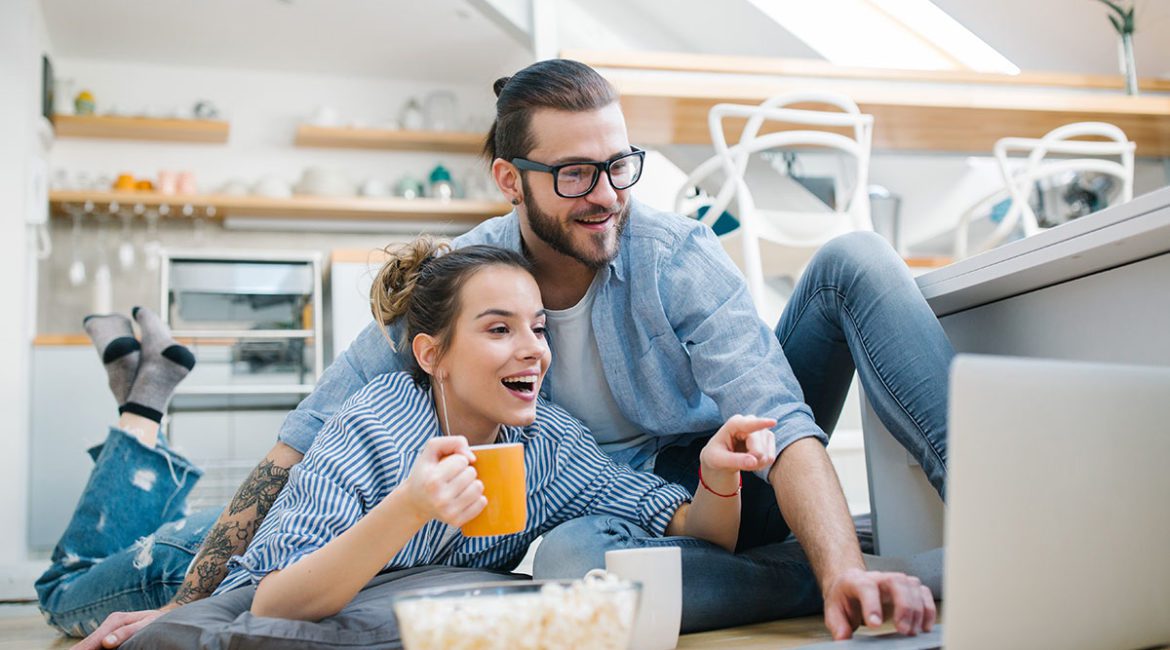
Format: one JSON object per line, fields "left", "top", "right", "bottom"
{"left": 583, "top": 568, "right": 610, "bottom": 583}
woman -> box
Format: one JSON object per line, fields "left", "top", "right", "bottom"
{"left": 116, "top": 239, "right": 776, "bottom": 648}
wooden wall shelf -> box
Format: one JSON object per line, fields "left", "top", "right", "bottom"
{"left": 294, "top": 124, "right": 486, "bottom": 154}
{"left": 53, "top": 114, "right": 230, "bottom": 143}
{"left": 565, "top": 49, "right": 1170, "bottom": 94}
{"left": 34, "top": 334, "right": 270, "bottom": 347}
{"left": 48, "top": 190, "right": 509, "bottom": 224}
{"left": 567, "top": 51, "right": 1170, "bottom": 157}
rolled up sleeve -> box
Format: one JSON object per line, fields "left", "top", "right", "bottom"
{"left": 660, "top": 224, "right": 828, "bottom": 481}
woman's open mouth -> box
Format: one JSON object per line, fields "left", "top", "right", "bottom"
{"left": 501, "top": 373, "right": 539, "bottom": 401}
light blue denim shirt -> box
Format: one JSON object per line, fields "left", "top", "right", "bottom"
{"left": 280, "top": 199, "right": 826, "bottom": 480}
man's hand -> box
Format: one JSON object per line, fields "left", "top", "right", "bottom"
{"left": 822, "top": 568, "right": 937, "bottom": 640}
{"left": 766, "top": 440, "right": 935, "bottom": 640}
{"left": 69, "top": 605, "right": 173, "bottom": 650}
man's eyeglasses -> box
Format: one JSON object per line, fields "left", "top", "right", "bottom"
{"left": 511, "top": 146, "right": 645, "bottom": 199}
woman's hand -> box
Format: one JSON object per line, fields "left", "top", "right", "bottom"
{"left": 667, "top": 415, "right": 777, "bottom": 551}
{"left": 399, "top": 436, "right": 487, "bottom": 527}
{"left": 699, "top": 415, "right": 778, "bottom": 480}
{"left": 252, "top": 436, "right": 485, "bottom": 622}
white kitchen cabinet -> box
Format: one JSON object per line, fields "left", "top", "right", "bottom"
{"left": 328, "top": 251, "right": 386, "bottom": 363}
{"left": 29, "top": 347, "right": 121, "bottom": 551}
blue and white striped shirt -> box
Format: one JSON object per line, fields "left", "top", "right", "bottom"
{"left": 216, "top": 371, "right": 692, "bottom": 594}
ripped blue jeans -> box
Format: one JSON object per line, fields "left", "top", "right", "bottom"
{"left": 35, "top": 427, "right": 221, "bottom": 637}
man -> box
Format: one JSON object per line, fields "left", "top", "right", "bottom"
{"left": 76, "top": 58, "right": 949, "bottom": 648}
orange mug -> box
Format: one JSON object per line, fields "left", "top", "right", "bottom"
{"left": 462, "top": 443, "right": 526, "bottom": 537}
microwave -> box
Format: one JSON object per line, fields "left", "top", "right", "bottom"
{"left": 160, "top": 249, "right": 324, "bottom": 402}
{"left": 165, "top": 254, "right": 317, "bottom": 332}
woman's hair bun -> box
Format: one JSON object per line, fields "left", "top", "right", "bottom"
{"left": 370, "top": 237, "right": 450, "bottom": 341}
{"left": 492, "top": 76, "right": 511, "bottom": 98}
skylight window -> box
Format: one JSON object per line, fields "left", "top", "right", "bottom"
{"left": 746, "top": 0, "right": 1020, "bottom": 74}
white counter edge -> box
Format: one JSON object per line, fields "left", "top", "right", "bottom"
{"left": 916, "top": 186, "right": 1170, "bottom": 317}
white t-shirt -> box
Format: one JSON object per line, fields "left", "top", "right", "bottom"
{"left": 545, "top": 276, "right": 651, "bottom": 463}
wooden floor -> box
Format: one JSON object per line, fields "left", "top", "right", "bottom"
{"left": 678, "top": 615, "right": 846, "bottom": 648}
{"left": 0, "top": 604, "right": 72, "bottom": 650}
{"left": 0, "top": 601, "right": 921, "bottom": 650}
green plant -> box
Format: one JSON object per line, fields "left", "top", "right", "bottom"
{"left": 1094, "top": 0, "right": 1135, "bottom": 35}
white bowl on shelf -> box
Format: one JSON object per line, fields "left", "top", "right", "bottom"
{"left": 359, "top": 178, "right": 391, "bottom": 198}
{"left": 252, "top": 175, "right": 293, "bottom": 199}
{"left": 308, "top": 105, "right": 341, "bottom": 127}
{"left": 295, "top": 166, "right": 354, "bottom": 198}
{"left": 218, "top": 179, "right": 251, "bottom": 196}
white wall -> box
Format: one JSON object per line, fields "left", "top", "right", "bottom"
{"left": 51, "top": 58, "right": 501, "bottom": 196}
{"left": 0, "top": 0, "right": 51, "bottom": 597}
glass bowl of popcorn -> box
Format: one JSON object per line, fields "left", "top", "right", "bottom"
{"left": 392, "top": 572, "right": 640, "bottom": 650}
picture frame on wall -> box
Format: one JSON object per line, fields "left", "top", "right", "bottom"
{"left": 41, "top": 54, "right": 54, "bottom": 123}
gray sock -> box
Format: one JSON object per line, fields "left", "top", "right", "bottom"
{"left": 83, "top": 313, "right": 141, "bottom": 405}
{"left": 121, "top": 306, "right": 196, "bottom": 423}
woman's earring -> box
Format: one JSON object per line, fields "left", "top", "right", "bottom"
{"left": 437, "top": 373, "right": 452, "bottom": 436}
{"left": 510, "top": 197, "right": 521, "bottom": 206}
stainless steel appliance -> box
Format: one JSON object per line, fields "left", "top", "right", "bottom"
{"left": 160, "top": 249, "right": 323, "bottom": 508}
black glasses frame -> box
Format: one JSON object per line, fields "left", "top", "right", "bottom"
{"left": 511, "top": 146, "right": 646, "bottom": 198}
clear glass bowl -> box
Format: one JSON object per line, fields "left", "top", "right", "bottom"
{"left": 392, "top": 577, "right": 641, "bottom": 650}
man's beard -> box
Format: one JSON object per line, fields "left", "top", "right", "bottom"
{"left": 523, "top": 189, "right": 629, "bottom": 270}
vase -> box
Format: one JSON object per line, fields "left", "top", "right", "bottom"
{"left": 1119, "top": 32, "right": 1138, "bottom": 96}
{"left": 53, "top": 78, "right": 74, "bottom": 116}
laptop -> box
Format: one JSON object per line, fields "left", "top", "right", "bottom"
{"left": 815, "top": 355, "right": 1170, "bottom": 649}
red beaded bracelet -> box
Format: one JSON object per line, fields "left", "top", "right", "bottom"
{"left": 698, "top": 466, "right": 742, "bottom": 498}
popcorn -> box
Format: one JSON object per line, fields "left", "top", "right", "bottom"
{"left": 395, "top": 573, "right": 638, "bottom": 650}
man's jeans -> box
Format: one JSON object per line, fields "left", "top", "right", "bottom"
{"left": 35, "top": 428, "right": 219, "bottom": 637}
{"left": 533, "top": 232, "right": 954, "bottom": 632}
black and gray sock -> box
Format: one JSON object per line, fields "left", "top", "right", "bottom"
{"left": 121, "top": 306, "right": 196, "bottom": 423}
{"left": 82, "top": 313, "right": 141, "bottom": 405}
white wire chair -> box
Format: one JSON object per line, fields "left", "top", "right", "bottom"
{"left": 954, "top": 122, "right": 1135, "bottom": 259}
{"left": 675, "top": 93, "right": 875, "bottom": 306}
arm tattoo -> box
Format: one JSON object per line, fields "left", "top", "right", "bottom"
{"left": 227, "top": 459, "right": 289, "bottom": 517}
{"left": 168, "top": 459, "right": 291, "bottom": 606}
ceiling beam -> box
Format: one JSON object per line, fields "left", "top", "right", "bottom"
{"left": 465, "top": 0, "right": 533, "bottom": 52}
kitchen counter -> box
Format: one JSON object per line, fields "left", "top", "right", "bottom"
{"left": 33, "top": 334, "right": 278, "bottom": 347}
{"left": 916, "top": 184, "right": 1170, "bottom": 317}
{"left": 865, "top": 184, "right": 1170, "bottom": 559}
